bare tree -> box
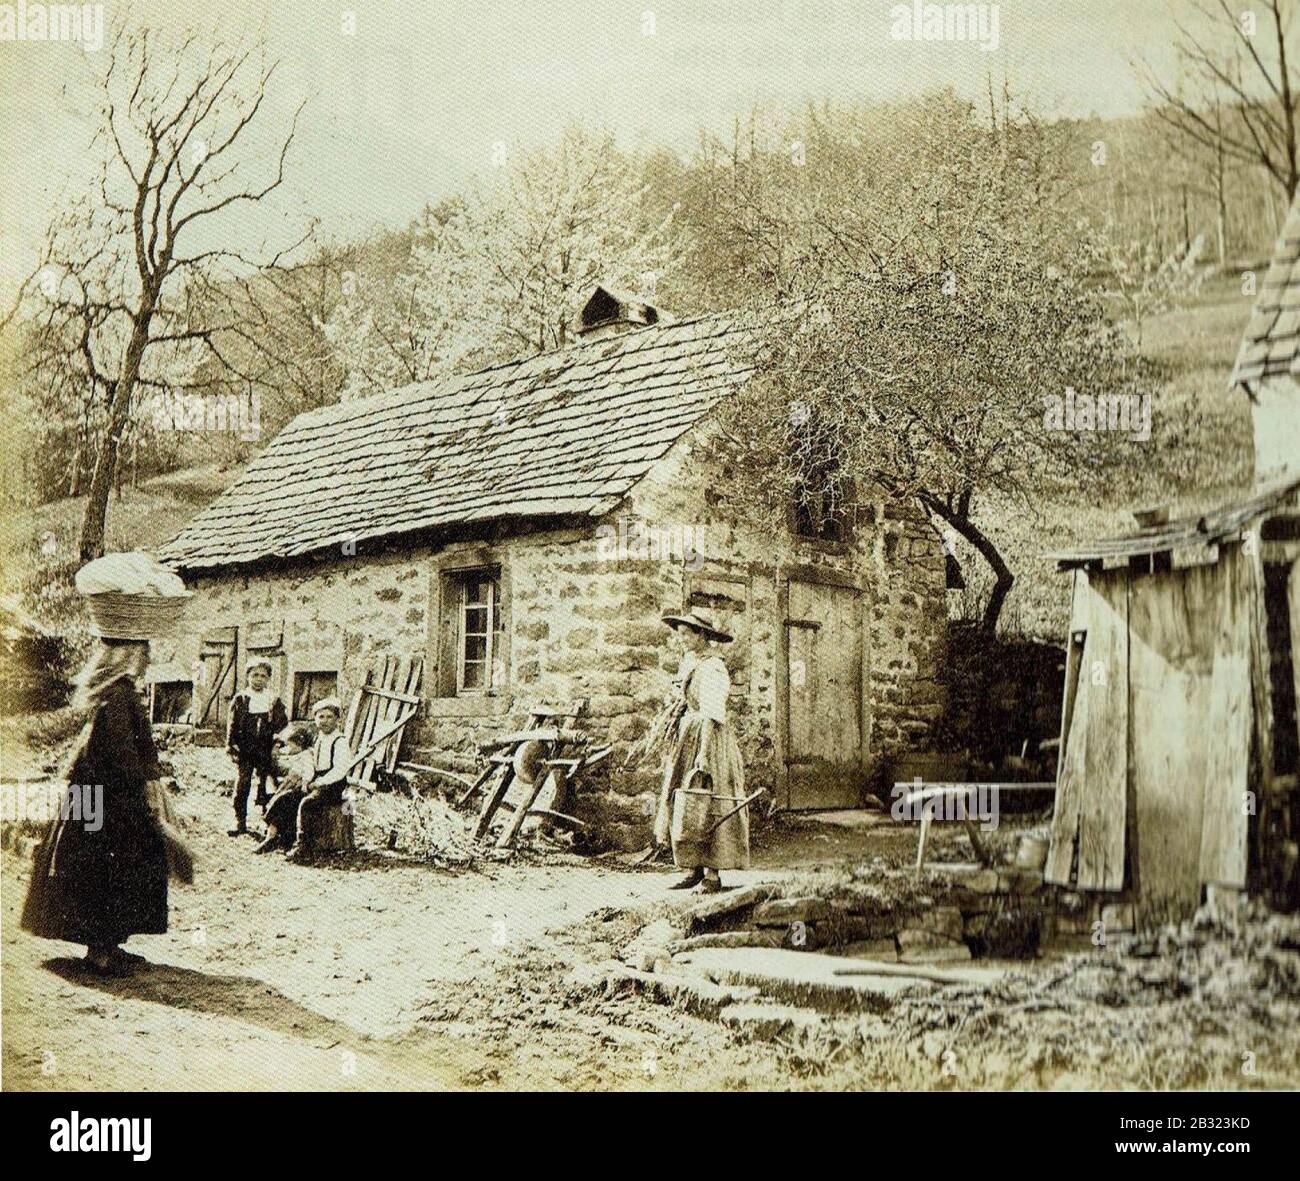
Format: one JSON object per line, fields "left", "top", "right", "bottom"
{"left": 17, "top": 22, "right": 307, "bottom": 562}
{"left": 1139, "top": 0, "right": 1300, "bottom": 203}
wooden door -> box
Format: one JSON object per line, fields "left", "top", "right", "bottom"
{"left": 783, "top": 578, "right": 865, "bottom": 809}
{"left": 195, "top": 627, "right": 238, "bottom": 730}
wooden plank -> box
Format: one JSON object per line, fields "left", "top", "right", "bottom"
{"left": 775, "top": 578, "right": 791, "bottom": 811}
{"left": 1128, "top": 562, "right": 1218, "bottom": 914}
{"left": 496, "top": 769, "right": 561, "bottom": 848}
{"left": 453, "top": 761, "right": 498, "bottom": 805}
{"left": 480, "top": 727, "right": 584, "bottom": 750}
{"left": 1198, "top": 545, "right": 1252, "bottom": 888}
{"left": 473, "top": 765, "right": 516, "bottom": 840}
{"left": 1290, "top": 556, "right": 1300, "bottom": 764}
{"left": 381, "top": 656, "right": 422, "bottom": 772}
{"left": 196, "top": 646, "right": 235, "bottom": 726}
{"left": 362, "top": 685, "right": 422, "bottom": 706}
{"left": 368, "top": 655, "right": 405, "bottom": 780}
{"left": 354, "top": 655, "right": 391, "bottom": 786}
{"left": 1246, "top": 530, "right": 1275, "bottom": 789}
{"left": 1046, "top": 580, "right": 1089, "bottom": 886}
{"left": 343, "top": 672, "right": 369, "bottom": 747}
{"left": 1077, "top": 571, "right": 1128, "bottom": 892}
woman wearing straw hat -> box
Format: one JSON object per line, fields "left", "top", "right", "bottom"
{"left": 654, "top": 608, "right": 749, "bottom": 893}
{"left": 21, "top": 553, "right": 191, "bottom": 976}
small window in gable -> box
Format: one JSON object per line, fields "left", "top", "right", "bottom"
{"left": 793, "top": 473, "right": 849, "bottom": 543}
{"left": 789, "top": 407, "right": 849, "bottom": 543}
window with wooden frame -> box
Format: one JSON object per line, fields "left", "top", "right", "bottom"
{"left": 789, "top": 418, "right": 850, "bottom": 543}
{"left": 151, "top": 681, "right": 193, "bottom": 725}
{"left": 455, "top": 571, "right": 505, "bottom": 693}
{"left": 292, "top": 670, "right": 338, "bottom": 721}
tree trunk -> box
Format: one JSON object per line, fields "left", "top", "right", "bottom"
{"left": 1214, "top": 113, "right": 1228, "bottom": 268}
{"left": 78, "top": 319, "right": 149, "bottom": 563}
{"left": 922, "top": 492, "right": 1014, "bottom": 634}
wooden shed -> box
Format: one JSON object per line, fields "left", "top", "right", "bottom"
{"left": 1044, "top": 199, "right": 1300, "bottom": 919}
{"left": 1045, "top": 483, "right": 1300, "bottom": 919}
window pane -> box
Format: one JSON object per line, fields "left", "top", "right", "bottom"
{"left": 455, "top": 570, "right": 504, "bottom": 694}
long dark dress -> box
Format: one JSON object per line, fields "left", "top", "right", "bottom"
{"left": 21, "top": 676, "right": 169, "bottom": 947}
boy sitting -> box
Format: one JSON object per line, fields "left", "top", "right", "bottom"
{"left": 226, "top": 659, "right": 289, "bottom": 836}
{"left": 254, "top": 724, "right": 314, "bottom": 854}
{"left": 285, "top": 698, "right": 352, "bottom": 862}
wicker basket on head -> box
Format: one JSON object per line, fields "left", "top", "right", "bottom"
{"left": 85, "top": 591, "right": 190, "bottom": 641}
{"left": 76, "top": 551, "right": 191, "bottom": 641}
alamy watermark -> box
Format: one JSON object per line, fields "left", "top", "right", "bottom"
{"left": 2, "top": 781, "right": 103, "bottom": 831}
{"left": 891, "top": 779, "right": 1001, "bottom": 831}
{"left": 1043, "top": 387, "right": 1151, "bottom": 442}
{"left": 140, "top": 390, "right": 261, "bottom": 440}
{"left": 0, "top": 3, "right": 104, "bottom": 51}
{"left": 889, "top": 2, "right": 1000, "bottom": 52}
{"left": 595, "top": 515, "right": 707, "bottom": 571}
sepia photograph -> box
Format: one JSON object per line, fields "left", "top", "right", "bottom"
{"left": 0, "top": 0, "right": 1298, "bottom": 1135}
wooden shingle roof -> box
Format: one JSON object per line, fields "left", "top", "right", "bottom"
{"left": 1231, "top": 196, "right": 1300, "bottom": 391}
{"left": 1045, "top": 472, "right": 1300, "bottom": 569}
{"left": 160, "top": 312, "right": 751, "bottom": 572}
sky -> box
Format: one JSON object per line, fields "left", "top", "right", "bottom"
{"left": 0, "top": 0, "right": 1196, "bottom": 299}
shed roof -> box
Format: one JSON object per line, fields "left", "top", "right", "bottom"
{"left": 1046, "top": 473, "right": 1300, "bottom": 569}
{"left": 160, "top": 311, "right": 751, "bottom": 572}
{"left": 1230, "top": 195, "right": 1300, "bottom": 391}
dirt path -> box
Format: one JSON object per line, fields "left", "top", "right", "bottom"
{"left": 2, "top": 747, "right": 795, "bottom": 1090}
{"left": 9, "top": 745, "right": 1296, "bottom": 1092}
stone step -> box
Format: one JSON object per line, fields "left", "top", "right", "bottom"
{"left": 719, "top": 1002, "right": 827, "bottom": 1041}
{"left": 684, "top": 883, "right": 779, "bottom": 930}
{"left": 673, "top": 947, "right": 941, "bottom": 1014}
{"left": 587, "top": 961, "right": 762, "bottom": 1019}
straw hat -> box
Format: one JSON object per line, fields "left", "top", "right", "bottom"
{"left": 660, "top": 607, "right": 733, "bottom": 643}
{"left": 75, "top": 551, "right": 191, "bottom": 641}
{"left": 311, "top": 697, "right": 343, "bottom": 716}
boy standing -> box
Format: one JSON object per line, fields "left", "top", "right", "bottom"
{"left": 226, "top": 659, "right": 289, "bottom": 836}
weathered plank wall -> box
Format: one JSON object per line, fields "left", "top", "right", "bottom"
{"left": 1046, "top": 547, "right": 1254, "bottom": 914}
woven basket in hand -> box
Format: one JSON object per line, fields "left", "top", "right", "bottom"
{"left": 85, "top": 592, "right": 190, "bottom": 641}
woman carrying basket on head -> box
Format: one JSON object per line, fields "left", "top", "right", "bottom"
{"left": 21, "top": 552, "right": 193, "bottom": 976}
{"left": 654, "top": 608, "right": 750, "bottom": 894}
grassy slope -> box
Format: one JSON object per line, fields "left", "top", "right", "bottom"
{"left": 964, "top": 270, "right": 1257, "bottom": 640}
{"left": 0, "top": 465, "right": 244, "bottom": 657}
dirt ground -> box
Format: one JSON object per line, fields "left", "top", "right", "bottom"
{"left": 4, "top": 741, "right": 1299, "bottom": 1092}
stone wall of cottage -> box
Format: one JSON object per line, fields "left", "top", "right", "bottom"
{"left": 163, "top": 428, "right": 947, "bottom": 851}
{"left": 152, "top": 549, "right": 432, "bottom": 717}
{"left": 616, "top": 425, "right": 949, "bottom": 806}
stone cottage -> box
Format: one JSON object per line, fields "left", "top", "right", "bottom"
{"left": 156, "top": 287, "right": 949, "bottom": 848}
